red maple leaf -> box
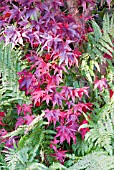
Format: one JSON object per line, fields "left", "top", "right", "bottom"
{"left": 94, "top": 77, "right": 108, "bottom": 92}
{"left": 79, "top": 119, "right": 90, "bottom": 140}
{"left": 50, "top": 138, "right": 59, "bottom": 151}
{"left": 0, "top": 112, "right": 5, "bottom": 117}
{"left": 45, "top": 109, "right": 61, "bottom": 126}
{"left": 73, "top": 103, "right": 92, "bottom": 114}
{"left": 55, "top": 120, "right": 77, "bottom": 144}
{"left": 15, "top": 116, "right": 25, "bottom": 129}
{"left": 51, "top": 149, "right": 67, "bottom": 164}
{"left": 32, "top": 89, "right": 45, "bottom": 106}
{"left": 74, "top": 87, "right": 89, "bottom": 99}
{"left": 109, "top": 89, "right": 114, "bottom": 99}
{"left": 0, "top": 112, "right": 6, "bottom": 126}
{"left": 24, "top": 114, "right": 35, "bottom": 125}
{"left": 17, "top": 104, "right": 32, "bottom": 115}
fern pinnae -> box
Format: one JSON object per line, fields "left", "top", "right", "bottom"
{"left": 68, "top": 152, "right": 114, "bottom": 170}
{"left": 102, "top": 33, "right": 113, "bottom": 46}
{"left": 99, "top": 38, "right": 113, "bottom": 53}
{"left": 92, "top": 20, "right": 102, "bottom": 41}
{"left": 29, "top": 132, "right": 44, "bottom": 162}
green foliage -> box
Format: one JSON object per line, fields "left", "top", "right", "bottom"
{"left": 1, "top": 145, "right": 49, "bottom": 170}
{"left": 49, "top": 163, "right": 66, "bottom": 170}
{"left": 72, "top": 135, "right": 97, "bottom": 156}
{"left": 68, "top": 152, "right": 114, "bottom": 170}
{"left": 85, "top": 98, "right": 114, "bottom": 155}
{"left": 0, "top": 41, "right": 30, "bottom": 130}
{"left": 0, "top": 144, "right": 66, "bottom": 170}
{"left": 107, "top": 59, "right": 114, "bottom": 90}
{"left": 88, "top": 14, "right": 114, "bottom": 60}
{"left": 81, "top": 14, "right": 114, "bottom": 83}
{"left": 0, "top": 42, "right": 24, "bottom": 106}
{"left": 3, "top": 113, "right": 56, "bottom": 166}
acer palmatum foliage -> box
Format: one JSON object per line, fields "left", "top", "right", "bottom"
{"left": 0, "top": 0, "right": 113, "bottom": 165}
{"left": 0, "top": 0, "right": 93, "bottom": 163}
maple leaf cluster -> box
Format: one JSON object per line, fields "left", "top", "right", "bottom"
{"left": 16, "top": 104, "right": 35, "bottom": 129}
{"left": 17, "top": 50, "right": 92, "bottom": 162}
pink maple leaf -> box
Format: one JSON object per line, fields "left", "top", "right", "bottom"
{"left": 50, "top": 138, "right": 59, "bottom": 151}
{"left": 61, "top": 86, "right": 89, "bottom": 103}
{"left": 55, "top": 120, "right": 77, "bottom": 144}
{"left": 42, "top": 94, "right": 52, "bottom": 105}
{"left": 52, "top": 92, "right": 65, "bottom": 107}
{"left": 73, "top": 103, "right": 92, "bottom": 114}
{"left": 74, "top": 87, "right": 89, "bottom": 99}
{"left": 45, "top": 109, "right": 61, "bottom": 127}
{"left": 5, "top": 136, "right": 19, "bottom": 148}
{"left": 18, "top": 70, "right": 36, "bottom": 94}
{"left": 17, "top": 104, "right": 32, "bottom": 115}
{"left": 24, "top": 114, "right": 35, "bottom": 125}
{"left": 32, "top": 89, "right": 45, "bottom": 106}
{"left": 94, "top": 77, "right": 108, "bottom": 92}
{"left": 22, "top": 104, "right": 32, "bottom": 115}
{"left": 51, "top": 149, "right": 67, "bottom": 164}
{"left": 15, "top": 116, "right": 25, "bottom": 129}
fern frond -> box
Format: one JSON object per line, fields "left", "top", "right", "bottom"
{"left": 68, "top": 152, "right": 114, "bottom": 170}
{"left": 3, "top": 146, "right": 32, "bottom": 170}
{"left": 88, "top": 14, "right": 114, "bottom": 60}
{"left": 49, "top": 163, "right": 66, "bottom": 170}
{"left": 85, "top": 99, "right": 114, "bottom": 155}
{"left": 103, "top": 13, "right": 114, "bottom": 37}
{"left": 26, "top": 163, "right": 48, "bottom": 170}
{"left": 3, "top": 112, "right": 56, "bottom": 167}
{"left": 0, "top": 41, "right": 29, "bottom": 109}
{"left": 72, "top": 136, "right": 97, "bottom": 156}
{"left": 81, "top": 14, "right": 114, "bottom": 84}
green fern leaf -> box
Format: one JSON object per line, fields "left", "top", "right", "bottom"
{"left": 68, "top": 152, "right": 114, "bottom": 170}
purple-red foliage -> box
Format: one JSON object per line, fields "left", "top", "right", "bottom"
{"left": 0, "top": 0, "right": 97, "bottom": 163}
{"left": 94, "top": 77, "right": 108, "bottom": 92}
{"left": 0, "top": 112, "right": 6, "bottom": 126}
